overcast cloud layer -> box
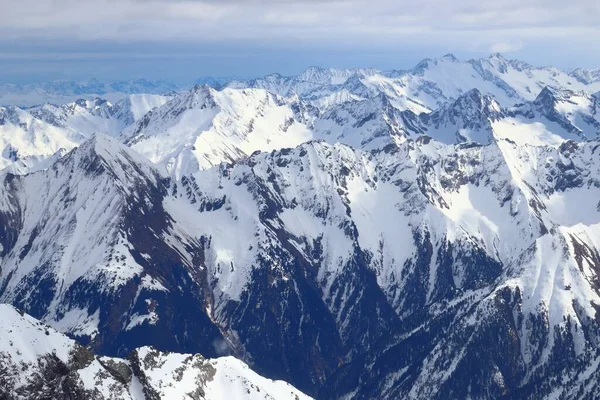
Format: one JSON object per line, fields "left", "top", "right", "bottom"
{"left": 1, "top": 0, "right": 599, "bottom": 82}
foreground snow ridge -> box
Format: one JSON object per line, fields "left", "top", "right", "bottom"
{"left": 0, "top": 304, "right": 311, "bottom": 399}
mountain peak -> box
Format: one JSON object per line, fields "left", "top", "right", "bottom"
{"left": 441, "top": 53, "right": 459, "bottom": 62}
{"left": 298, "top": 66, "right": 331, "bottom": 82}
{"left": 532, "top": 86, "right": 591, "bottom": 107}
{"left": 569, "top": 68, "right": 600, "bottom": 85}
{"left": 70, "top": 133, "right": 164, "bottom": 185}
{"left": 489, "top": 52, "right": 506, "bottom": 60}
{"left": 190, "top": 83, "right": 212, "bottom": 94}
{"left": 449, "top": 88, "right": 502, "bottom": 116}
{"left": 302, "top": 65, "right": 327, "bottom": 74}
{"left": 412, "top": 58, "right": 434, "bottom": 75}
{"left": 177, "top": 84, "right": 217, "bottom": 110}
{"left": 533, "top": 86, "right": 562, "bottom": 110}
{"left": 0, "top": 304, "right": 311, "bottom": 399}
{"left": 420, "top": 88, "right": 503, "bottom": 144}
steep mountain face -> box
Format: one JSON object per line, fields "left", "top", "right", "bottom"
{"left": 0, "top": 135, "right": 228, "bottom": 358}
{"left": 123, "top": 85, "right": 313, "bottom": 177}
{"left": 226, "top": 67, "right": 378, "bottom": 97}
{"left": 30, "top": 98, "right": 127, "bottom": 138}
{"left": 109, "top": 94, "right": 172, "bottom": 126}
{"left": 0, "top": 304, "right": 310, "bottom": 400}
{"left": 310, "top": 93, "right": 411, "bottom": 150}
{"left": 3, "top": 55, "right": 599, "bottom": 177}
{"left": 0, "top": 95, "right": 168, "bottom": 174}
{"left": 325, "top": 139, "right": 600, "bottom": 399}
{"left": 569, "top": 68, "right": 600, "bottom": 85}
{"left": 120, "top": 86, "right": 429, "bottom": 175}
{"left": 2, "top": 132, "right": 600, "bottom": 399}
{"left": 0, "top": 105, "right": 85, "bottom": 172}
{"left": 105, "top": 85, "right": 600, "bottom": 178}
{"left": 415, "top": 88, "right": 504, "bottom": 144}
{"left": 30, "top": 94, "right": 170, "bottom": 137}
{"left": 467, "top": 54, "right": 595, "bottom": 102}
{"left": 182, "top": 137, "right": 600, "bottom": 398}
{"left": 504, "top": 88, "right": 600, "bottom": 143}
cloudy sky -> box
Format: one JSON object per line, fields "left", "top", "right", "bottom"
{"left": 1, "top": 0, "right": 599, "bottom": 83}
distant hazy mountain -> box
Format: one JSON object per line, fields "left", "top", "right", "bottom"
{"left": 228, "top": 53, "right": 600, "bottom": 112}
{"left": 0, "top": 79, "right": 179, "bottom": 107}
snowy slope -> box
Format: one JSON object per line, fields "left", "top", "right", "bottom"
{"left": 569, "top": 68, "right": 600, "bottom": 85}
{"left": 0, "top": 94, "right": 169, "bottom": 173}
{"left": 30, "top": 94, "right": 170, "bottom": 137}
{"left": 0, "top": 106, "right": 85, "bottom": 171}
{"left": 500, "top": 87, "right": 600, "bottom": 144}
{"left": 119, "top": 84, "right": 599, "bottom": 178}
{"left": 169, "top": 136, "right": 600, "bottom": 398}
{"left": 227, "top": 67, "right": 378, "bottom": 97}
{"left": 0, "top": 134, "right": 231, "bottom": 356}
{"left": 3, "top": 54, "right": 600, "bottom": 177}
{"left": 415, "top": 88, "right": 503, "bottom": 143}
{"left": 387, "top": 88, "right": 600, "bottom": 146}
{"left": 0, "top": 304, "right": 310, "bottom": 400}
{"left": 132, "top": 347, "right": 311, "bottom": 400}
{"left": 123, "top": 86, "right": 423, "bottom": 175}
{"left": 123, "top": 85, "right": 313, "bottom": 176}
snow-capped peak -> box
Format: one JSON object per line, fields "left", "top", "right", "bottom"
{"left": 569, "top": 67, "right": 600, "bottom": 85}
{"left": 413, "top": 89, "right": 502, "bottom": 144}
{"left": 438, "top": 88, "right": 503, "bottom": 120}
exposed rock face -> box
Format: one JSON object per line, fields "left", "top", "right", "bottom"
{"left": 1, "top": 133, "right": 600, "bottom": 399}
{"left": 0, "top": 304, "right": 311, "bottom": 400}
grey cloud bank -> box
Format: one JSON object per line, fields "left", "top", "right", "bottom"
{"left": 0, "top": 0, "right": 599, "bottom": 82}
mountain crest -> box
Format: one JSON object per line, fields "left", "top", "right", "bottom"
{"left": 64, "top": 133, "right": 165, "bottom": 189}
{"left": 432, "top": 88, "right": 503, "bottom": 124}
{"left": 534, "top": 86, "right": 561, "bottom": 108}
{"left": 441, "top": 53, "right": 459, "bottom": 62}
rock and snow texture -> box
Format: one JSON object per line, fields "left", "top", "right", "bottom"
{"left": 2, "top": 132, "right": 600, "bottom": 398}
{"left": 122, "top": 85, "right": 599, "bottom": 177}
{"left": 1, "top": 54, "right": 600, "bottom": 400}
{"left": 0, "top": 304, "right": 310, "bottom": 399}
{"left": 0, "top": 94, "right": 169, "bottom": 173}
{"left": 123, "top": 86, "right": 313, "bottom": 176}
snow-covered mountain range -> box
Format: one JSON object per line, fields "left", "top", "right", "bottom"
{"left": 228, "top": 53, "right": 600, "bottom": 112}
{"left": 3, "top": 54, "right": 598, "bottom": 178}
{"left": 0, "top": 94, "right": 170, "bottom": 174}
{"left": 1, "top": 54, "right": 600, "bottom": 399}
